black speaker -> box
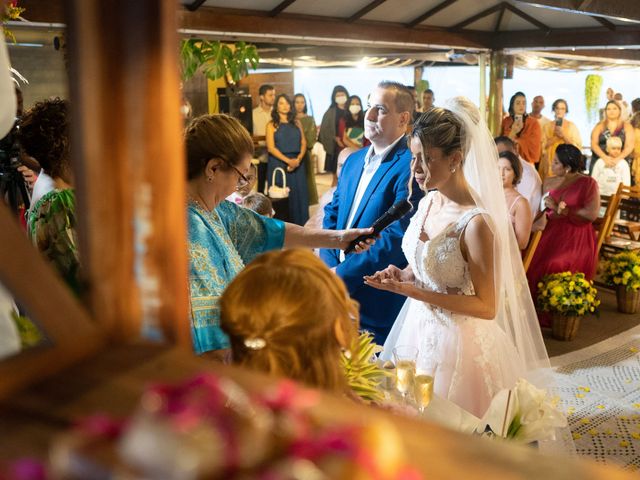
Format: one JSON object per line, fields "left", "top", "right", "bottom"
{"left": 218, "top": 92, "right": 253, "bottom": 133}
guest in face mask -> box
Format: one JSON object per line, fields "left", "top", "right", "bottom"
{"left": 341, "top": 95, "right": 370, "bottom": 150}
{"left": 319, "top": 85, "right": 350, "bottom": 186}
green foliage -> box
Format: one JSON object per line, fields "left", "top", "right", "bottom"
{"left": 180, "top": 39, "right": 260, "bottom": 84}
{"left": 341, "top": 332, "right": 388, "bottom": 403}
{"left": 2, "top": 1, "right": 26, "bottom": 43}
{"left": 416, "top": 79, "right": 429, "bottom": 96}
{"left": 585, "top": 74, "right": 603, "bottom": 124}
{"left": 11, "top": 311, "right": 43, "bottom": 348}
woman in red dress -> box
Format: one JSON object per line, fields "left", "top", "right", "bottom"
{"left": 527, "top": 144, "right": 600, "bottom": 327}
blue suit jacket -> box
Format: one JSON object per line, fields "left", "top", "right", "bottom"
{"left": 320, "top": 138, "right": 422, "bottom": 344}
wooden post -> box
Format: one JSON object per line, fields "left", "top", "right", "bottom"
{"left": 414, "top": 66, "right": 423, "bottom": 88}
{"left": 478, "top": 53, "right": 487, "bottom": 122}
{"left": 64, "top": 0, "right": 190, "bottom": 347}
{"left": 487, "top": 50, "right": 505, "bottom": 137}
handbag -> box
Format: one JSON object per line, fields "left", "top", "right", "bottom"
{"left": 267, "top": 167, "right": 290, "bottom": 199}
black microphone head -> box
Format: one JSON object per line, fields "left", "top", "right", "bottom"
{"left": 390, "top": 200, "right": 412, "bottom": 217}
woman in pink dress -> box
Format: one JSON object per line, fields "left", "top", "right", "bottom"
{"left": 527, "top": 144, "right": 600, "bottom": 327}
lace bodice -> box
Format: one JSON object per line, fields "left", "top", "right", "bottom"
{"left": 403, "top": 192, "right": 482, "bottom": 295}
{"left": 402, "top": 193, "right": 482, "bottom": 324}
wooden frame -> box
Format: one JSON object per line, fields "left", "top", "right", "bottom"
{"left": 0, "top": 0, "right": 191, "bottom": 399}
{"left": 0, "top": 203, "right": 105, "bottom": 399}
{"left": 65, "top": 0, "right": 190, "bottom": 347}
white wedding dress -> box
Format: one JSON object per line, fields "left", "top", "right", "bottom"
{"left": 382, "top": 192, "right": 526, "bottom": 418}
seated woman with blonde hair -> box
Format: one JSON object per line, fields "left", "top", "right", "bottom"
{"left": 220, "top": 249, "right": 358, "bottom": 393}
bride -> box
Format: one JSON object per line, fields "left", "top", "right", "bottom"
{"left": 365, "top": 98, "right": 550, "bottom": 419}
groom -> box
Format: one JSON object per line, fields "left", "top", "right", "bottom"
{"left": 320, "top": 81, "right": 421, "bottom": 345}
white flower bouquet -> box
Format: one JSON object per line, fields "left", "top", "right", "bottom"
{"left": 478, "top": 379, "right": 567, "bottom": 444}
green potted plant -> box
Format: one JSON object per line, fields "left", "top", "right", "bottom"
{"left": 537, "top": 271, "right": 599, "bottom": 341}
{"left": 585, "top": 74, "right": 603, "bottom": 124}
{"left": 180, "top": 39, "right": 259, "bottom": 86}
{"left": 601, "top": 251, "right": 640, "bottom": 314}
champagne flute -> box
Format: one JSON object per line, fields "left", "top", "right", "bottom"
{"left": 393, "top": 346, "right": 418, "bottom": 401}
{"left": 414, "top": 360, "right": 437, "bottom": 414}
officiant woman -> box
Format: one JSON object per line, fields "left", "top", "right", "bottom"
{"left": 186, "top": 114, "right": 374, "bottom": 359}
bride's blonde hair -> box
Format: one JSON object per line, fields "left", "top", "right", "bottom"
{"left": 220, "top": 249, "right": 359, "bottom": 392}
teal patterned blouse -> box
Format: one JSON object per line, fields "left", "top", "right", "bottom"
{"left": 188, "top": 199, "right": 285, "bottom": 354}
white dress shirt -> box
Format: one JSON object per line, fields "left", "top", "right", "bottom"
{"left": 591, "top": 158, "right": 630, "bottom": 196}
{"left": 252, "top": 106, "right": 271, "bottom": 137}
{"left": 339, "top": 134, "right": 405, "bottom": 261}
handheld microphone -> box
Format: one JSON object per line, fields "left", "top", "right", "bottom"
{"left": 344, "top": 200, "right": 412, "bottom": 254}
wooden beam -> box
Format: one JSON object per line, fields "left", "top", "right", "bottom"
{"left": 494, "top": 4, "right": 506, "bottom": 32}
{"left": 593, "top": 16, "right": 617, "bottom": 30}
{"left": 65, "top": 0, "right": 191, "bottom": 347}
{"left": 504, "top": 3, "right": 551, "bottom": 31}
{"left": 577, "top": 0, "right": 594, "bottom": 9}
{"left": 406, "top": 0, "right": 458, "bottom": 28}
{"left": 179, "top": 7, "right": 492, "bottom": 50}
{"left": 542, "top": 48, "right": 640, "bottom": 63}
{"left": 0, "top": 203, "right": 105, "bottom": 399}
{"left": 15, "top": 0, "right": 64, "bottom": 23}
{"left": 183, "top": 0, "right": 207, "bottom": 12}
{"left": 493, "top": 26, "right": 640, "bottom": 48}
{"left": 515, "top": 0, "right": 640, "bottom": 21}
{"left": 347, "top": 0, "right": 387, "bottom": 23}
{"left": 450, "top": 2, "right": 505, "bottom": 30}
{"left": 269, "top": 0, "right": 297, "bottom": 17}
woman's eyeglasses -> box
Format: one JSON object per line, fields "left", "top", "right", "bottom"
{"left": 214, "top": 157, "right": 251, "bottom": 189}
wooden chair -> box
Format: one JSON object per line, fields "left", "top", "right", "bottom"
{"left": 613, "top": 196, "right": 640, "bottom": 240}
{"left": 595, "top": 192, "right": 619, "bottom": 257}
{"left": 599, "top": 184, "right": 640, "bottom": 259}
{"left": 522, "top": 230, "right": 543, "bottom": 273}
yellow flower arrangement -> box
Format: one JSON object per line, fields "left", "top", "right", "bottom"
{"left": 3, "top": 1, "right": 26, "bottom": 42}
{"left": 602, "top": 251, "right": 640, "bottom": 291}
{"left": 537, "top": 271, "right": 600, "bottom": 317}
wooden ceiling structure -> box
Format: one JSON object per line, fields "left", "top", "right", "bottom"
{"left": 14, "top": 0, "right": 640, "bottom": 64}
{"left": 172, "top": 0, "right": 640, "bottom": 63}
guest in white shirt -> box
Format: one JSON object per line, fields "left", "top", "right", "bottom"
{"left": 591, "top": 136, "right": 630, "bottom": 197}
{"left": 252, "top": 84, "right": 275, "bottom": 193}
{"left": 495, "top": 135, "right": 542, "bottom": 219}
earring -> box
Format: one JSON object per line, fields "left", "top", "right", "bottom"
{"left": 450, "top": 167, "right": 456, "bottom": 173}
{"left": 207, "top": 174, "right": 214, "bottom": 182}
